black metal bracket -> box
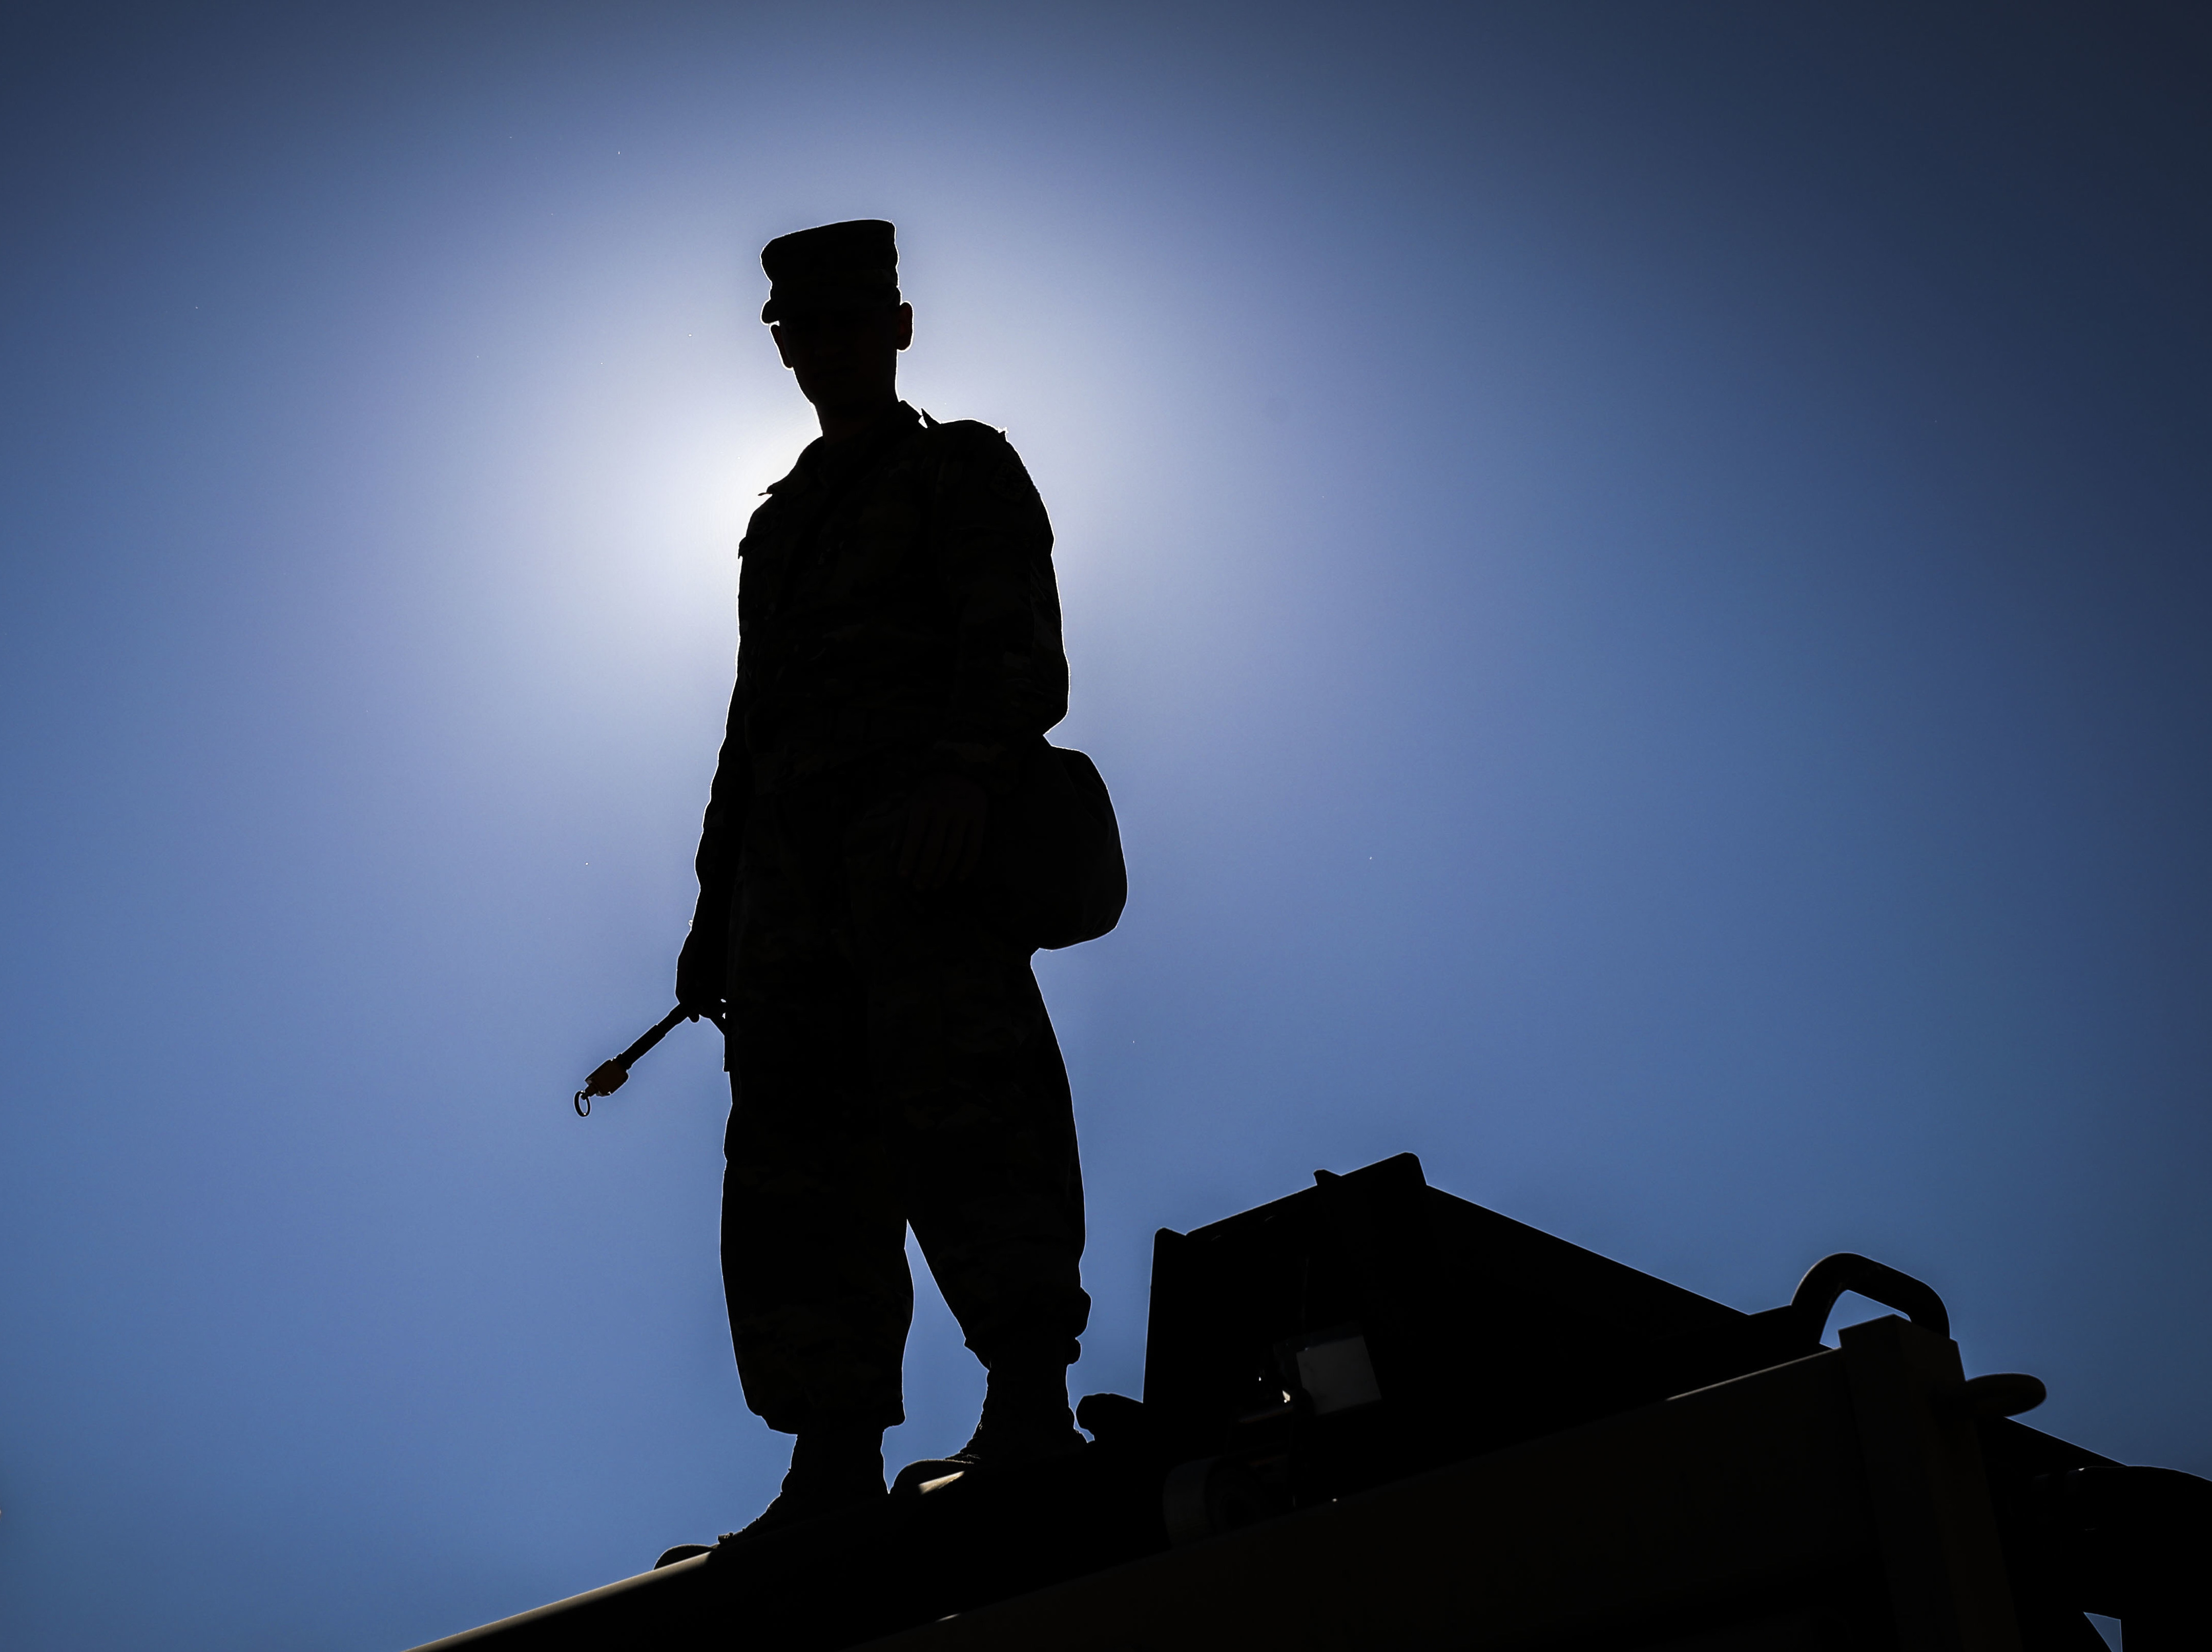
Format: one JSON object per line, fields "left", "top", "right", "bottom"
{"left": 1791, "top": 1253, "right": 1950, "bottom": 1341}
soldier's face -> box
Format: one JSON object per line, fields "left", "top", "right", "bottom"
{"left": 771, "top": 302, "right": 913, "bottom": 415}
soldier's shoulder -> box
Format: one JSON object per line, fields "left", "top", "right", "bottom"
{"left": 921, "top": 416, "right": 1044, "bottom": 507}
{"left": 923, "top": 416, "right": 1019, "bottom": 458}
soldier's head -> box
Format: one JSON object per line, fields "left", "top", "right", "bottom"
{"left": 760, "top": 219, "right": 913, "bottom": 426}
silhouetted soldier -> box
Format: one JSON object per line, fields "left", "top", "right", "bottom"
{"left": 674, "top": 220, "right": 1090, "bottom": 1537}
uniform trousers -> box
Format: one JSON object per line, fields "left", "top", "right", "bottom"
{"left": 720, "top": 758, "right": 1090, "bottom": 1434}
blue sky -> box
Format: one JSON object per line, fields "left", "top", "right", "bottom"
{"left": 2, "top": 5, "right": 2206, "bottom": 1647}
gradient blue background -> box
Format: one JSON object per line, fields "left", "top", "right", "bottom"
{"left": 2, "top": 5, "right": 2205, "bottom": 1647}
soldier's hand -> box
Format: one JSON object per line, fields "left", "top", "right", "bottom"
{"left": 898, "top": 773, "right": 989, "bottom": 891}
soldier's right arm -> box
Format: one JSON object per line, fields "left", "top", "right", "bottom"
{"left": 675, "top": 678, "right": 750, "bottom": 1013}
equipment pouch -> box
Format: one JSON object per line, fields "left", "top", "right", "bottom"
{"left": 993, "top": 740, "right": 1127, "bottom": 951}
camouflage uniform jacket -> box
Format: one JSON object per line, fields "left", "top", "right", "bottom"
{"left": 690, "top": 401, "right": 1068, "bottom": 945}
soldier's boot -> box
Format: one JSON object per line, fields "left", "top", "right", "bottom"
{"left": 717, "top": 1421, "right": 887, "bottom": 1547}
{"left": 892, "top": 1356, "right": 1085, "bottom": 1493}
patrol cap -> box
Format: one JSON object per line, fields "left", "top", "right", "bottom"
{"left": 759, "top": 219, "right": 900, "bottom": 323}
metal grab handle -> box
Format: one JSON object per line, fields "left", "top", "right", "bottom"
{"left": 1791, "top": 1252, "right": 1950, "bottom": 1341}
{"left": 574, "top": 1006, "right": 718, "bottom": 1116}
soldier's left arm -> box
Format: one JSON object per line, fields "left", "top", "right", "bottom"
{"left": 675, "top": 677, "right": 750, "bottom": 1013}
{"left": 926, "top": 425, "right": 1070, "bottom": 793}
